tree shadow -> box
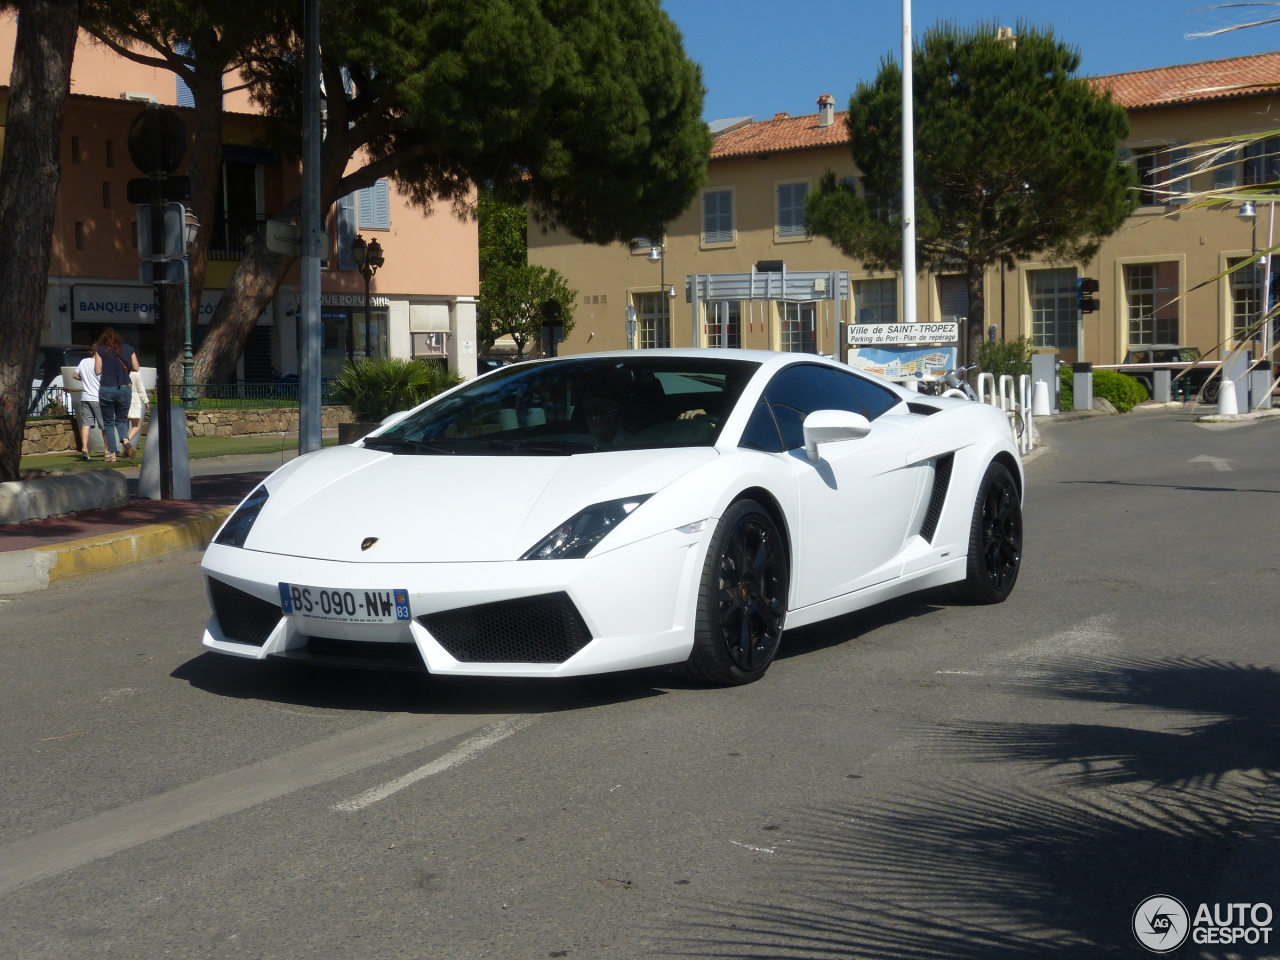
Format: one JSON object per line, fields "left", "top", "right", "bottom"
{"left": 170, "top": 652, "right": 670, "bottom": 715}
{"left": 661, "top": 656, "right": 1280, "bottom": 958}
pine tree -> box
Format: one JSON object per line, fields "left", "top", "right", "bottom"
{"left": 807, "top": 21, "right": 1136, "bottom": 368}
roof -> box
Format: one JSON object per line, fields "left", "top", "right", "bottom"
{"left": 710, "top": 110, "right": 848, "bottom": 161}
{"left": 1091, "top": 51, "right": 1280, "bottom": 110}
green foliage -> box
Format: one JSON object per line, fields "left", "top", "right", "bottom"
{"left": 333, "top": 357, "right": 462, "bottom": 422}
{"left": 1058, "top": 365, "right": 1147, "bottom": 412}
{"left": 978, "top": 337, "right": 1034, "bottom": 378}
{"left": 1094, "top": 369, "right": 1148, "bottom": 412}
{"left": 478, "top": 183, "right": 528, "bottom": 277}
{"left": 480, "top": 264, "right": 578, "bottom": 358}
{"left": 807, "top": 21, "right": 1136, "bottom": 361}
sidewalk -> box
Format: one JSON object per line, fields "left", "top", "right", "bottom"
{"left": 0, "top": 451, "right": 295, "bottom": 594}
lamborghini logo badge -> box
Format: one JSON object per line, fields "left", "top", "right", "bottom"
{"left": 361, "top": 537, "right": 379, "bottom": 551}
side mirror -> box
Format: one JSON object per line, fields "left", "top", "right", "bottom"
{"left": 378, "top": 409, "right": 412, "bottom": 429}
{"left": 803, "top": 409, "right": 871, "bottom": 463}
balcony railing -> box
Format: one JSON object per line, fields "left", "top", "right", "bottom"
{"left": 208, "top": 217, "right": 268, "bottom": 261}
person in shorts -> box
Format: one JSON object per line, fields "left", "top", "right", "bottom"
{"left": 72, "top": 353, "right": 102, "bottom": 461}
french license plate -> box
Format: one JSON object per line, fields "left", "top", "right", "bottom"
{"left": 278, "top": 583, "right": 411, "bottom": 624}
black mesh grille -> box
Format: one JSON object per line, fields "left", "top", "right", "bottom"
{"left": 419, "top": 592, "right": 593, "bottom": 664}
{"left": 208, "top": 577, "right": 282, "bottom": 646}
{"left": 305, "top": 636, "right": 425, "bottom": 669}
{"left": 907, "top": 402, "right": 941, "bottom": 416}
{"left": 919, "top": 453, "right": 955, "bottom": 543}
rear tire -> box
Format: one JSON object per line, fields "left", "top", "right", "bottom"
{"left": 947, "top": 462, "right": 1022, "bottom": 605}
{"left": 680, "top": 499, "right": 789, "bottom": 686}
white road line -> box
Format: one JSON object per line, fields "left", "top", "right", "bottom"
{"left": 0, "top": 712, "right": 505, "bottom": 897}
{"left": 331, "top": 716, "right": 538, "bottom": 812}
{"left": 1190, "top": 454, "right": 1236, "bottom": 472}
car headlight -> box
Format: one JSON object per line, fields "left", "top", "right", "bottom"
{"left": 520, "top": 495, "right": 652, "bottom": 560}
{"left": 214, "top": 485, "right": 269, "bottom": 548}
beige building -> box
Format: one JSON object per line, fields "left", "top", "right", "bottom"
{"left": 0, "top": 15, "right": 479, "bottom": 380}
{"left": 531, "top": 52, "right": 1280, "bottom": 370}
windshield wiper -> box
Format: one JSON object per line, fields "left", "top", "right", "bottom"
{"left": 485, "top": 436, "right": 600, "bottom": 454}
{"left": 362, "top": 436, "right": 455, "bottom": 455}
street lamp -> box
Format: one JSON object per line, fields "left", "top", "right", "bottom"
{"left": 181, "top": 210, "right": 199, "bottom": 407}
{"left": 1239, "top": 201, "right": 1260, "bottom": 345}
{"left": 351, "top": 234, "right": 384, "bottom": 360}
{"left": 647, "top": 241, "right": 679, "bottom": 346}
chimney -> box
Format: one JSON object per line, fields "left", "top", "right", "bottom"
{"left": 817, "top": 94, "right": 835, "bottom": 128}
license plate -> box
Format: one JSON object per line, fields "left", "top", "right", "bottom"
{"left": 278, "top": 583, "right": 411, "bottom": 624}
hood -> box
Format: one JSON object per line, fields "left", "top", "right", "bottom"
{"left": 245, "top": 444, "right": 717, "bottom": 563}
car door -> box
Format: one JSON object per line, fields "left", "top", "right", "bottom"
{"left": 748, "top": 363, "right": 924, "bottom": 608}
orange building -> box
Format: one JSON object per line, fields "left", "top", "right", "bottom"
{"left": 0, "top": 16, "right": 479, "bottom": 380}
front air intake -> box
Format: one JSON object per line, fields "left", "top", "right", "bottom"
{"left": 419, "top": 593, "right": 593, "bottom": 664}
{"left": 208, "top": 577, "right": 282, "bottom": 646}
{"left": 919, "top": 453, "right": 955, "bottom": 543}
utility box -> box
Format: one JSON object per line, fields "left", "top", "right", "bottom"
{"left": 1252, "top": 360, "right": 1273, "bottom": 410}
{"left": 1031, "top": 352, "right": 1058, "bottom": 415}
{"left": 1153, "top": 368, "right": 1171, "bottom": 403}
{"left": 1073, "top": 362, "right": 1093, "bottom": 412}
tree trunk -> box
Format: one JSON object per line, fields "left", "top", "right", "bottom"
{"left": 175, "top": 65, "right": 229, "bottom": 385}
{"left": 965, "top": 261, "right": 986, "bottom": 376}
{"left": 0, "top": 0, "right": 79, "bottom": 481}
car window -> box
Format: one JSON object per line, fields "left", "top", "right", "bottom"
{"left": 739, "top": 400, "right": 784, "bottom": 452}
{"left": 381, "top": 356, "right": 760, "bottom": 455}
{"left": 761, "top": 363, "right": 901, "bottom": 450}
{"left": 1180, "top": 347, "right": 1201, "bottom": 362}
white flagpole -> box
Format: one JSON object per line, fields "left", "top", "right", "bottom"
{"left": 901, "top": 0, "right": 917, "bottom": 325}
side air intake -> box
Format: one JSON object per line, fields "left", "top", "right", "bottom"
{"left": 208, "top": 577, "right": 282, "bottom": 646}
{"left": 919, "top": 453, "right": 955, "bottom": 543}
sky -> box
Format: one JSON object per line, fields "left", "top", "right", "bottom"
{"left": 662, "top": 0, "right": 1280, "bottom": 122}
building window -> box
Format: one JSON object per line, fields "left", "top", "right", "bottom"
{"left": 74, "top": 222, "right": 84, "bottom": 250}
{"left": 336, "top": 192, "right": 357, "bottom": 270}
{"left": 631, "top": 236, "right": 652, "bottom": 251}
{"left": 358, "top": 179, "right": 391, "bottom": 229}
{"left": 856, "top": 278, "right": 897, "bottom": 323}
{"left": 634, "top": 292, "right": 670, "bottom": 349}
{"left": 780, "top": 301, "right": 817, "bottom": 353}
{"left": 1134, "top": 146, "right": 1191, "bottom": 205}
{"left": 105, "top": 140, "right": 115, "bottom": 168}
{"left": 211, "top": 159, "right": 264, "bottom": 259}
{"left": 175, "top": 41, "right": 195, "bottom": 108}
{"left": 1125, "top": 262, "right": 1179, "bottom": 345}
{"left": 703, "top": 189, "right": 733, "bottom": 244}
{"left": 71, "top": 137, "right": 81, "bottom": 164}
{"left": 859, "top": 177, "right": 897, "bottom": 222}
{"left": 706, "top": 301, "right": 741, "bottom": 348}
{"left": 1229, "top": 257, "right": 1263, "bottom": 339}
{"left": 777, "top": 182, "right": 808, "bottom": 237}
{"left": 1244, "top": 138, "right": 1280, "bottom": 188}
{"left": 1028, "top": 267, "right": 1078, "bottom": 348}
{"left": 102, "top": 181, "right": 111, "bottom": 209}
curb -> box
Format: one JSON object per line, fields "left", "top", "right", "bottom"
{"left": 0, "top": 506, "right": 232, "bottom": 595}
{"left": 1196, "top": 408, "right": 1280, "bottom": 424}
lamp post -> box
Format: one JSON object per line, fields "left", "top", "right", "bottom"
{"left": 351, "top": 234, "right": 385, "bottom": 360}
{"left": 181, "top": 210, "right": 199, "bottom": 408}
{"left": 1240, "top": 200, "right": 1259, "bottom": 343}
{"left": 647, "top": 242, "right": 678, "bottom": 346}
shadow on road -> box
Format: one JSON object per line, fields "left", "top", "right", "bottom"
{"left": 170, "top": 652, "right": 671, "bottom": 715}
{"left": 779, "top": 594, "right": 947, "bottom": 661}
{"left": 663, "top": 656, "right": 1280, "bottom": 959}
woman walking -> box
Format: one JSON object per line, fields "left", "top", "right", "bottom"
{"left": 93, "top": 327, "right": 140, "bottom": 462}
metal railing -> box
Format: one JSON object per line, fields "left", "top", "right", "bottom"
{"left": 208, "top": 217, "right": 267, "bottom": 261}
{"left": 165, "top": 382, "right": 347, "bottom": 408}
{"left": 28, "top": 386, "right": 68, "bottom": 418}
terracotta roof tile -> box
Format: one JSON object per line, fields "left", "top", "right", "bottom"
{"left": 711, "top": 110, "right": 848, "bottom": 161}
{"left": 1091, "top": 51, "right": 1280, "bottom": 110}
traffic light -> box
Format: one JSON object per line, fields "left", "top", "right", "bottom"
{"left": 1077, "top": 277, "right": 1100, "bottom": 314}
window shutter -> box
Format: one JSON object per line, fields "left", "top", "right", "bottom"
{"left": 357, "top": 185, "right": 375, "bottom": 229}
{"left": 175, "top": 42, "right": 195, "bottom": 108}
{"left": 358, "top": 180, "right": 391, "bottom": 229}
{"left": 778, "top": 183, "right": 807, "bottom": 237}
{"left": 704, "top": 190, "right": 732, "bottom": 243}
{"left": 1170, "top": 146, "right": 1192, "bottom": 204}
{"left": 336, "top": 193, "right": 357, "bottom": 270}
{"left": 1215, "top": 149, "right": 1239, "bottom": 190}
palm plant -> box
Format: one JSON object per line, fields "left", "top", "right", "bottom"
{"left": 333, "top": 358, "right": 462, "bottom": 423}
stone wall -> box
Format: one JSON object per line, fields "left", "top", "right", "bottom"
{"left": 20, "top": 406, "right": 355, "bottom": 454}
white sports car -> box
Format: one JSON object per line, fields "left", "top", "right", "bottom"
{"left": 201, "top": 350, "right": 1023, "bottom": 685}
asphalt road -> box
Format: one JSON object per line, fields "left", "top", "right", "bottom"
{"left": 2, "top": 407, "right": 1278, "bottom": 960}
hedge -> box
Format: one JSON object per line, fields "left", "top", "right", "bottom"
{"left": 1059, "top": 366, "right": 1148, "bottom": 413}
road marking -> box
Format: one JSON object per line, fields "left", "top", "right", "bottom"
{"left": 0, "top": 712, "right": 504, "bottom": 897}
{"left": 331, "top": 716, "right": 537, "bottom": 812}
{"left": 1190, "top": 454, "right": 1236, "bottom": 472}
{"left": 729, "top": 840, "right": 775, "bottom": 854}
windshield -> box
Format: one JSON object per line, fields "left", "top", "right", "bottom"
{"left": 372, "top": 356, "right": 761, "bottom": 455}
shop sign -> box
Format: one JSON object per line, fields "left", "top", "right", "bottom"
{"left": 296, "top": 292, "right": 392, "bottom": 308}
{"left": 74, "top": 284, "right": 222, "bottom": 323}
{"left": 847, "top": 322, "right": 959, "bottom": 345}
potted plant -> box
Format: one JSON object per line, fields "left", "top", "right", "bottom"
{"left": 333, "top": 358, "right": 463, "bottom": 444}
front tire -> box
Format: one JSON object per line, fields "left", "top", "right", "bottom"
{"left": 949, "top": 461, "right": 1022, "bottom": 604}
{"left": 681, "top": 499, "right": 789, "bottom": 686}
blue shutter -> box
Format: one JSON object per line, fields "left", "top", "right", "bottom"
{"left": 337, "top": 193, "right": 357, "bottom": 270}
{"left": 359, "top": 180, "right": 390, "bottom": 229}
{"left": 357, "top": 185, "right": 375, "bottom": 228}
{"left": 703, "top": 190, "right": 732, "bottom": 243}
{"left": 175, "top": 42, "right": 195, "bottom": 108}
{"left": 778, "top": 183, "right": 807, "bottom": 236}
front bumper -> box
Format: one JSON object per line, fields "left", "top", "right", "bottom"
{"left": 199, "top": 527, "right": 708, "bottom": 677}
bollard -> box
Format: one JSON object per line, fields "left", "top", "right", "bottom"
{"left": 1218, "top": 376, "right": 1239, "bottom": 416}
{"left": 1033, "top": 379, "right": 1051, "bottom": 416}
{"left": 1072, "top": 362, "right": 1093, "bottom": 412}
{"left": 1153, "top": 369, "right": 1171, "bottom": 403}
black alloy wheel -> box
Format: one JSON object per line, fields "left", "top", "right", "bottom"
{"left": 682, "top": 499, "right": 789, "bottom": 685}
{"left": 950, "top": 461, "right": 1022, "bottom": 604}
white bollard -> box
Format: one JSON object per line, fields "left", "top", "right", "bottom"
{"left": 1218, "top": 377, "right": 1239, "bottom": 416}
{"left": 1033, "top": 380, "right": 1051, "bottom": 416}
